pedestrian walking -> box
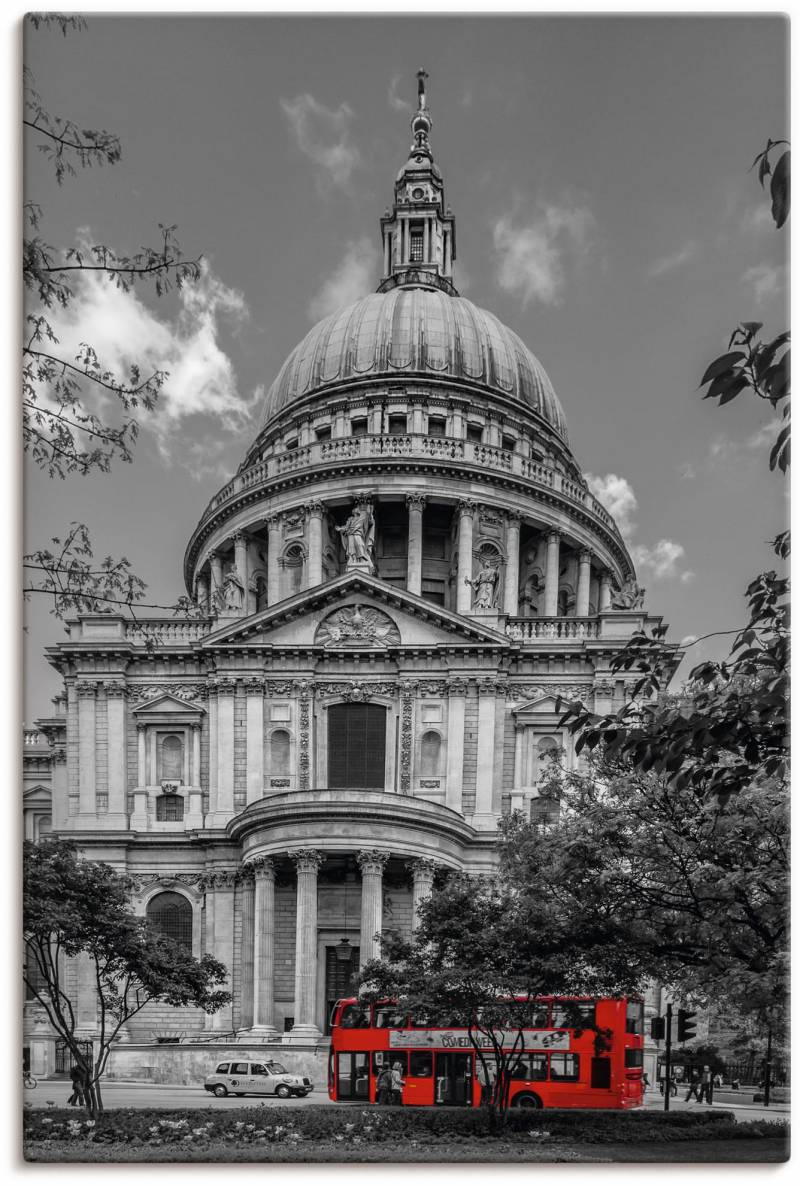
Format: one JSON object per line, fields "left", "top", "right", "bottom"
{"left": 699, "top": 1065, "right": 713, "bottom": 1104}
{"left": 376, "top": 1062, "right": 392, "bottom": 1105}
{"left": 642, "top": 1071, "right": 650, "bottom": 1094}
{"left": 67, "top": 1063, "right": 87, "bottom": 1107}
{"left": 390, "top": 1060, "right": 405, "bottom": 1105}
{"left": 684, "top": 1071, "right": 702, "bottom": 1103}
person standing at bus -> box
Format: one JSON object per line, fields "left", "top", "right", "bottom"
{"left": 376, "top": 1063, "right": 392, "bottom": 1105}
{"left": 390, "top": 1061, "right": 405, "bottom": 1105}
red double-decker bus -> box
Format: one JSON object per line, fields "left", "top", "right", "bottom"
{"left": 329, "top": 996, "right": 644, "bottom": 1110}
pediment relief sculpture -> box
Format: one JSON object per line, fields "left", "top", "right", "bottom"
{"left": 314, "top": 603, "right": 400, "bottom": 648}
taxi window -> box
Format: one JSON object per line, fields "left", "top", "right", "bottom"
{"left": 215, "top": 1063, "right": 229, "bottom": 1074}
{"left": 250, "top": 1063, "right": 268, "bottom": 1075}
{"left": 230, "top": 1062, "right": 249, "bottom": 1075}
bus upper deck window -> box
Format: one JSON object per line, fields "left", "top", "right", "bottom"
{"left": 340, "top": 1003, "right": 368, "bottom": 1028}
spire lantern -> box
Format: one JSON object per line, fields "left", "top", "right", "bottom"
{"left": 377, "top": 69, "right": 458, "bottom": 297}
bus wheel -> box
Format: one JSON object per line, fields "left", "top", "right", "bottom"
{"left": 512, "top": 1093, "right": 542, "bottom": 1110}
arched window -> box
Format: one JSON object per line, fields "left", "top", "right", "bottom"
{"left": 160, "top": 734, "right": 183, "bottom": 781}
{"left": 156, "top": 794, "right": 184, "bottom": 821}
{"left": 37, "top": 815, "right": 52, "bottom": 840}
{"left": 283, "top": 544, "right": 305, "bottom": 594}
{"left": 147, "top": 891, "right": 192, "bottom": 950}
{"left": 270, "top": 729, "right": 291, "bottom": 777}
{"left": 420, "top": 731, "right": 442, "bottom": 778}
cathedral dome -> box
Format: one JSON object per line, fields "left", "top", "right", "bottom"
{"left": 257, "top": 287, "right": 569, "bottom": 442}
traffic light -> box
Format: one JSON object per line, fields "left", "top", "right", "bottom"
{"left": 677, "top": 1009, "right": 697, "bottom": 1043}
{"left": 650, "top": 1016, "right": 666, "bottom": 1040}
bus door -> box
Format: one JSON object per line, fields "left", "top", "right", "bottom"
{"left": 403, "top": 1051, "right": 434, "bottom": 1106}
{"left": 434, "top": 1052, "right": 473, "bottom": 1106}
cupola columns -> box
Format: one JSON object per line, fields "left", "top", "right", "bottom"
{"left": 544, "top": 531, "right": 561, "bottom": 617}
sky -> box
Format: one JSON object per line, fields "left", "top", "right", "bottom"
{"left": 21, "top": 11, "right": 789, "bottom": 721}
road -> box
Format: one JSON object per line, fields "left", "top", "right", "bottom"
{"left": 25, "top": 1080, "right": 789, "bottom": 1123}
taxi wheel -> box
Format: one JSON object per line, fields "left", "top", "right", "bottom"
{"left": 213, "top": 1084, "right": 228, "bottom": 1098}
{"left": 275, "top": 1084, "right": 291, "bottom": 1099}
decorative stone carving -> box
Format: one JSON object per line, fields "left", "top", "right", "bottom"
{"left": 399, "top": 681, "right": 417, "bottom": 794}
{"left": 447, "top": 677, "right": 469, "bottom": 696}
{"left": 270, "top": 777, "right": 291, "bottom": 787}
{"left": 267, "top": 681, "right": 294, "bottom": 695}
{"left": 315, "top": 604, "right": 400, "bottom": 648}
{"left": 283, "top": 510, "right": 306, "bottom": 535}
{"left": 611, "top": 579, "right": 646, "bottom": 610}
{"left": 216, "top": 677, "right": 237, "bottom": 695}
{"left": 290, "top": 849, "right": 324, "bottom": 875}
{"left": 75, "top": 681, "right": 97, "bottom": 698}
{"left": 200, "top": 869, "right": 238, "bottom": 891}
{"left": 51, "top": 747, "right": 67, "bottom": 764}
{"left": 243, "top": 677, "right": 266, "bottom": 695}
{"left": 406, "top": 493, "right": 427, "bottom": 512}
{"left": 297, "top": 683, "right": 313, "bottom": 792}
{"left": 320, "top": 680, "right": 396, "bottom": 702}
{"left": 511, "top": 684, "right": 592, "bottom": 702}
{"left": 457, "top": 499, "right": 476, "bottom": 517}
{"left": 104, "top": 681, "right": 127, "bottom": 698}
{"left": 466, "top": 559, "right": 500, "bottom": 610}
{"left": 336, "top": 500, "right": 376, "bottom": 574}
{"left": 245, "top": 856, "right": 276, "bottom": 881}
{"left": 128, "top": 685, "right": 204, "bottom": 707}
{"left": 303, "top": 500, "right": 325, "bottom": 518}
{"left": 357, "top": 850, "right": 389, "bottom": 876}
{"left": 417, "top": 680, "right": 447, "bottom": 697}
{"left": 419, "top": 779, "right": 441, "bottom": 789}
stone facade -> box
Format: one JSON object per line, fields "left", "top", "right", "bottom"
{"left": 25, "top": 74, "right": 679, "bottom": 1081}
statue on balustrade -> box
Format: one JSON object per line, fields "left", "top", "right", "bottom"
{"left": 221, "top": 564, "right": 246, "bottom": 612}
{"left": 466, "top": 560, "right": 499, "bottom": 610}
{"left": 336, "top": 502, "right": 376, "bottom": 574}
{"left": 611, "top": 578, "right": 646, "bottom": 610}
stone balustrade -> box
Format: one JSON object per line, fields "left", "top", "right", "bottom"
{"left": 506, "top": 617, "right": 601, "bottom": 640}
{"left": 23, "top": 729, "right": 45, "bottom": 746}
{"left": 198, "top": 433, "right": 618, "bottom": 535}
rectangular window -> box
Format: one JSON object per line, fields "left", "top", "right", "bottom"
{"left": 625, "top": 1047, "right": 644, "bottom": 1068}
{"left": 409, "top": 225, "right": 424, "bottom": 262}
{"left": 351, "top": 418, "right": 368, "bottom": 437}
{"left": 373, "top": 1051, "right": 408, "bottom": 1075}
{"left": 327, "top": 703, "right": 387, "bottom": 789}
{"left": 549, "top": 1054, "right": 580, "bottom": 1081}
{"left": 626, "top": 1000, "right": 644, "bottom": 1034}
{"left": 285, "top": 437, "right": 298, "bottom": 451}
{"left": 552, "top": 1000, "right": 596, "bottom": 1029}
{"left": 466, "top": 424, "right": 483, "bottom": 444}
{"left": 422, "top": 531, "right": 447, "bottom": 559}
{"left": 590, "top": 1057, "right": 612, "bottom": 1089}
{"left": 96, "top": 793, "right": 108, "bottom": 813}
{"left": 388, "top": 415, "right": 407, "bottom": 435}
{"left": 315, "top": 425, "right": 331, "bottom": 441}
{"left": 215, "top": 1063, "right": 230, "bottom": 1075}
{"left": 380, "top": 527, "right": 406, "bottom": 558}
{"left": 530, "top": 1002, "right": 550, "bottom": 1028}
{"left": 410, "top": 1051, "right": 433, "bottom": 1078}
{"left": 427, "top": 416, "right": 446, "bottom": 437}
{"left": 502, "top": 434, "right": 516, "bottom": 452}
{"left": 374, "top": 1007, "right": 407, "bottom": 1029}
{"left": 230, "top": 1062, "right": 249, "bottom": 1075}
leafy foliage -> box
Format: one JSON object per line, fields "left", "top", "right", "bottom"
{"left": 24, "top": 840, "right": 231, "bottom": 1116}
{"left": 750, "top": 138, "right": 790, "bottom": 229}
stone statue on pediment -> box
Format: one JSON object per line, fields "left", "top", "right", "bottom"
{"left": 336, "top": 502, "right": 376, "bottom": 574}
{"left": 611, "top": 578, "right": 646, "bottom": 610}
{"left": 466, "top": 560, "right": 499, "bottom": 610}
{"left": 222, "top": 564, "right": 245, "bottom": 612}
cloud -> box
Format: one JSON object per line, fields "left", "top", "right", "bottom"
{"left": 630, "top": 539, "right": 688, "bottom": 580}
{"left": 307, "top": 236, "right": 379, "bottom": 321}
{"left": 677, "top": 462, "right": 696, "bottom": 481}
{"left": 740, "top": 263, "right": 786, "bottom": 305}
{"left": 741, "top": 203, "right": 775, "bottom": 235}
{"left": 492, "top": 200, "right": 595, "bottom": 307}
{"left": 647, "top": 241, "right": 697, "bottom": 278}
{"left": 588, "top": 471, "right": 691, "bottom": 584}
{"left": 280, "top": 93, "right": 361, "bottom": 191}
{"left": 388, "top": 74, "right": 412, "bottom": 113}
{"left": 586, "top": 473, "right": 638, "bottom": 539}
{"left": 708, "top": 415, "right": 784, "bottom": 469}
{"left": 35, "top": 253, "right": 259, "bottom": 475}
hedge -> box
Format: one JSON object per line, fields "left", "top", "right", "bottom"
{"left": 23, "top": 1106, "right": 788, "bottom": 1151}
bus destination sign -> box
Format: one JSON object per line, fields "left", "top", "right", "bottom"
{"left": 388, "top": 1029, "right": 571, "bottom": 1051}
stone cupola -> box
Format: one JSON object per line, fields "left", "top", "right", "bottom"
{"left": 378, "top": 69, "right": 457, "bottom": 296}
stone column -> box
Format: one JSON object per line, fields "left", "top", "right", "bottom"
{"left": 233, "top": 533, "right": 249, "bottom": 614}
{"left": 209, "top": 551, "right": 223, "bottom": 612}
{"left": 503, "top": 511, "right": 522, "bottom": 616}
{"left": 213, "top": 678, "right": 235, "bottom": 823}
{"left": 305, "top": 502, "right": 324, "bottom": 588}
{"left": 192, "top": 722, "right": 201, "bottom": 786}
{"left": 410, "top": 859, "right": 436, "bottom": 932}
{"left": 196, "top": 572, "right": 209, "bottom": 614}
{"left": 267, "top": 515, "right": 282, "bottom": 605}
{"left": 75, "top": 952, "right": 97, "bottom": 1036}
{"left": 105, "top": 682, "right": 127, "bottom": 821}
{"left": 475, "top": 680, "right": 497, "bottom": 818}
{"left": 136, "top": 722, "right": 147, "bottom": 786}
{"left": 383, "top": 230, "right": 390, "bottom": 276}
{"left": 239, "top": 869, "right": 255, "bottom": 1030}
{"left": 576, "top": 550, "right": 592, "bottom": 617}
{"left": 248, "top": 858, "right": 278, "bottom": 1037}
{"left": 544, "top": 531, "right": 561, "bottom": 617}
{"left": 207, "top": 683, "right": 219, "bottom": 816}
{"left": 357, "top": 850, "right": 388, "bottom": 967}
{"left": 50, "top": 746, "right": 68, "bottom": 830}
{"left": 445, "top": 678, "right": 467, "bottom": 813}
{"left": 186, "top": 723, "right": 203, "bottom": 825}
{"left": 288, "top": 850, "right": 324, "bottom": 1042}
{"left": 204, "top": 871, "right": 236, "bottom": 1031}
{"left": 456, "top": 500, "right": 476, "bottom": 614}
{"left": 76, "top": 681, "right": 96, "bottom": 815}
{"left": 245, "top": 677, "right": 265, "bottom": 805}
{"left": 406, "top": 494, "right": 426, "bottom": 596}
{"left": 514, "top": 724, "right": 528, "bottom": 788}
{"left": 599, "top": 569, "right": 613, "bottom": 613}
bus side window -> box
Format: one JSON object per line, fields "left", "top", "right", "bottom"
{"left": 530, "top": 1003, "right": 550, "bottom": 1028}
{"left": 530, "top": 1054, "right": 547, "bottom": 1081}
{"left": 374, "top": 1008, "right": 406, "bottom": 1029}
{"left": 410, "top": 1051, "right": 432, "bottom": 1077}
{"left": 550, "top": 1054, "right": 580, "bottom": 1081}
{"left": 340, "top": 1003, "right": 368, "bottom": 1028}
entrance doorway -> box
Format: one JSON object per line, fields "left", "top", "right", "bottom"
{"left": 324, "top": 943, "right": 361, "bottom": 1033}
{"left": 434, "top": 1052, "right": 473, "bottom": 1106}
{"left": 327, "top": 703, "right": 386, "bottom": 788}
{"left": 54, "top": 1039, "right": 93, "bottom": 1079}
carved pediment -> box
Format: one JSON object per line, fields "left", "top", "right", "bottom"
{"left": 315, "top": 604, "right": 400, "bottom": 648}
{"left": 131, "top": 693, "right": 204, "bottom": 716}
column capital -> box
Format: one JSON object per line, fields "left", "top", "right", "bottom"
{"left": 51, "top": 746, "right": 67, "bottom": 765}
{"left": 76, "top": 680, "right": 97, "bottom": 699}
{"left": 546, "top": 530, "right": 561, "bottom": 545}
{"left": 410, "top": 858, "right": 437, "bottom": 881}
{"left": 201, "top": 869, "right": 238, "bottom": 891}
{"left": 191, "top": 720, "right": 202, "bottom": 733}
{"left": 244, "top": 856, "right": 276, "bottom": 882}
{"left": 136, "top": 721, "right": 147, "bottom": 733}
{"left": 457, "top": 498, "right": 477, "bottom": 518}
{"left": 478, "top": 677, "right": 501, "bottom": 697}
{"left": 303, "top": 500, "right": 325, "bottom": 518}
{"left": 291, "top": 849, "right": 324, "bottom": 875}
{"left": 243, "top": 676, "right": 266, "bottom": 695}
{"left": 217, "top": 677, "right": 237, "bottom": 695}
{"left": 266, "top": 513, "right": 283, "bottom": 530}
{"left": 447, "top": 677, "right": 469, "bottom": 697}
{"left": 406, "top": 493, "right": 427, "bottom": 512}
{"left": 578, "top": 548, "right": 593, "bottom": 565}
{"left": 357, "top": 850, "right": 389, "bottom": 876}
{"left": 232, "top": 531, "right": 248, "bottom": 545}
{"left": 208, "top": 548, "right": 221, "bottom": 561}
{"left": 506, "top": 509, "right": 523, "bottom": 526}
{"left": 354, "top": 490, "right": 374, "bottom": 508}
{"left": 104, "top": 681, "right": 127, "bottom": 698}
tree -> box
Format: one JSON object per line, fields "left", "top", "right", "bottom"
{"left": 23, "top": 15, "right": 201, "bottom": 621}
{"left": 358, "top": 849, "right": 648, "bottom": 1128}
{"left": 499, "top": 756, "right": 788, "bottom": 1035}
{"left": 558, "top": 141, "right": 789, "bottom": 799}
{"left": 23, "top": 840, "right": 231, "bottom": 1117}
